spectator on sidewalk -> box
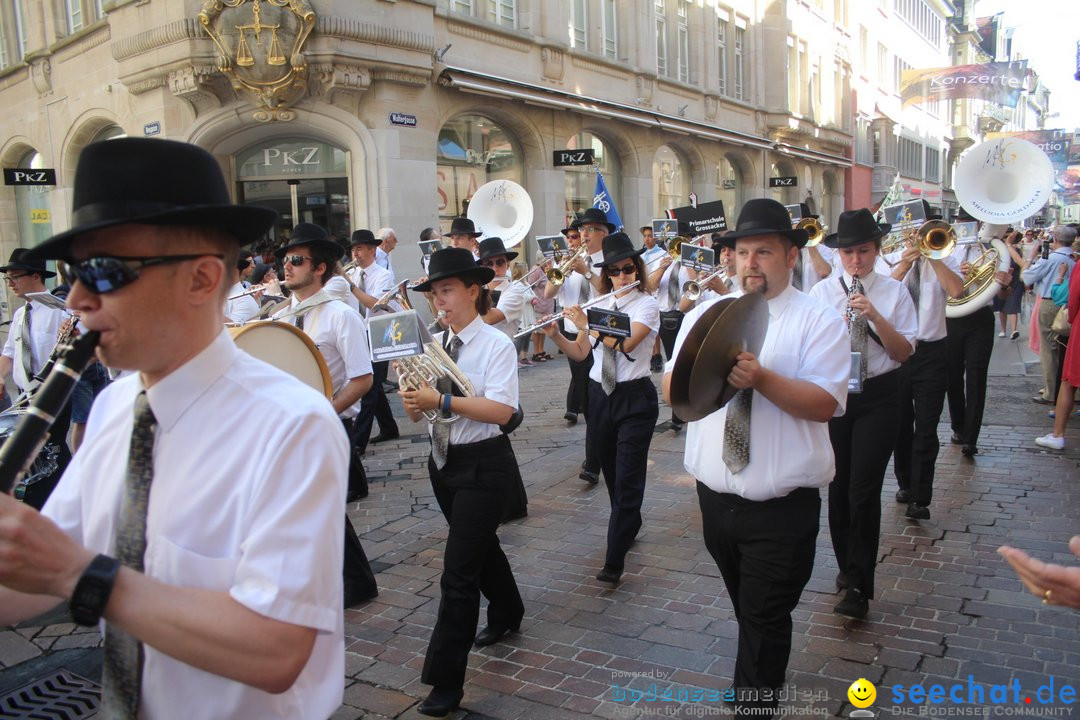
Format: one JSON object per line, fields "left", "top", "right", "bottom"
{"left": 1022, "top": 226, "right": 1077, "bottom": 405}
{"left": 1035, "top": 259, "right": 1080, "bottom": 450}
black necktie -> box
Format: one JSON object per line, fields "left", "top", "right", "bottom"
{"left": 102, "top": 391, "right": 157, "bottom": 719}
{"left": 20, "top": 301, "right": 33, "bottom": 381}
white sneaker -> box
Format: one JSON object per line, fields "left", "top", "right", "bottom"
{"left": 998, "top": 331, "right": 1006, "bottom": 338}
{"left": 1035, "top": 433, "right": 1065, "bottom": 450}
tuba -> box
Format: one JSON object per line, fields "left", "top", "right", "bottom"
{"left": 466, "top": 179, "right": 534, "bottom": 247}
{"left": 945, "top": 226, "right": 1012, "bottom": 318}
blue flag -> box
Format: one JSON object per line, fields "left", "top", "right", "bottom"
{"left": 592, "top": 170, "right": 623, "bottom": 231}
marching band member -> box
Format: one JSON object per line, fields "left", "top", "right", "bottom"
{"left": 810, "top": 209, "right": 917, "bottom": 619}
{"left": 945, "top": 221, "right": 1012, "bottom": 458}
{"left": 400, "top": 248, "right": 525, "bottom": 717}
{"left": 446, "top": 217, "right": 482, "bottom": 260}
{"left": 544, "top": 223, "right": 591, "bottom": 426}
{"left": 479, "top": 237, "right": 525, "bottom": 338}
{"left": 650, "top": 228, "right": 694, "bottom": 432}
{"left": 543, "top": 232, "right": 660, "bottom": 585}
{"left": 346, "top": 229, "right": 401, "bottom": 454}
{"left": 662, "top": 199, "right": 848, "bottom": 718}
{"left": 274, "top": 223, "right": 378, "bottom": 606}
{"left": 224, "top": 255, "right": 260, "bottom": 323}
{"left": 571, "top": 208, "right": 616, "bottom": 296}
{"left": 887, "top": 209, "right": 964, "bottom": 520}
{"left": 786, "top": 203, "right": 835, "bottom": 291}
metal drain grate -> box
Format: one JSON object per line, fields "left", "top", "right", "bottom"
{"left": 0, "top": 670, "right": 100, "bottom": 719}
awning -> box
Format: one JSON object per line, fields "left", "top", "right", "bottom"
{"left": 774, "top": 142, "right": 853, "bottom": 168}
{"left": 439, "top": 66, "right": 776, "bottom": 152}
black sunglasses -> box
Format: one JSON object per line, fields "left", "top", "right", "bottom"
{"left": 67, "top": 254, "right": 224, "bottom": 294}
{"left": 285, "top": 254, "right": 313, "bottom": 267}
{"left": 480, "top": 257, "right": 508, "bottom": 267}
{"left": 608, "top": 264, "right": 637, "bottom": 276}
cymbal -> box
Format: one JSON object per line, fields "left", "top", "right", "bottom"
{"left": 669, "top": 298, "right": 735, "bottom": 422}
{"left": 671, "top": 292, "right": 769, "bottom": 421}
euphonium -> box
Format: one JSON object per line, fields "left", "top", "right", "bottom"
{"left": 796, "top": 217, "right": 826, "bottom": 247}
{"left": 396, "top": 338, "right": 475, "bottom": 425}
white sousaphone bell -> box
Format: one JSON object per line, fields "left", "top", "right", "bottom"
{"left": 466, "top": 179, "right": 534, "bottom": 248}
{"left": 948, "top": 138, "right": 1054, "bottom": 318}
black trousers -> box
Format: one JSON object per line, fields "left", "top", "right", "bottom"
{"left": 658, "top": 313, "right": 685, "bottom": 424}
{"left": 697, "top": 483, "right": 819, "bottom": 718}
{"left": 945, "top": 307, "right": 994, "bottom": 446}
{"left": 341, "top": 417, "right": 368, "bottom": 498}
{"left": 895, "top": 338, "right": 948, "bottom": 506}
{"left": 828, "top": 370, "right": 899, "bottom": 598}
{"left": 561, "top": 327, "right": 593, "bottom": 416}
{"left": 353, "top": 361, "right": 399, "bottom": 455}
{"left": 422, "top": 434, "right": 525, "bottom": 692}
{"left": 586, "top": 377, "right": 659, "bottom": 569}
{"left": 343, "top": 515, "right": 377, "bottom": 599}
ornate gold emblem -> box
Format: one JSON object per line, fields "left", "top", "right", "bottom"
{"left": 198, "top": 0, "right": 316, "bottom": 121}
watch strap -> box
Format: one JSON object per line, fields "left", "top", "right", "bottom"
{"left": 69, "top": 553, "right": 121, "bottom": 626}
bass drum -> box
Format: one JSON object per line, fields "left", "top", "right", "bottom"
{"left": 0, "top": 409, "right": 62, "bottom": 501}
{"left": 228, "top": 321, "right": 334, "bottom": 400}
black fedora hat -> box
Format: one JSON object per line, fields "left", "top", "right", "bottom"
{"left": 25, "top": 138, "right": 277, "bottom": 262}
{"left": 411, "top": 247, "right": 494, "bottom": 292}
{"left": 822, "top": 209, "right": 892, "bottom": 249}
{"left": 719, "top": 198, "right": 809, "bottom": 248}
{"left": 448, "top": 217, "right": 482, "bottom": 238}
{"left": 0, "top": 248, "right": 56, "bottom": 278}
{"left": 477, "top": 236, "right": 518, "bottom": 262}
{"left": 274, "top": 223, "right": 343, "bottom": 262}
{"left": 349, "top": 229, "right": 382, "bottom": 247}
{"left": 571, "top": 207, "right": 616, "bottom": 234}
{"left": 593, "top": 232, "right": 644, "bottom": 267}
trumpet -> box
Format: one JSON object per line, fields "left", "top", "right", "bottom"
{"left": 546, "top": 245, "right": 588, "bottom": 287}
{"left": 880, "top": 220, "right": 957, "bottom": 261}
{"left": 796, "top": 218, "right": 826, "bottom": 247}
{"left": 681, "top": 266, "right": 728, "bottom": 302}
{"left": 513, "top": 281, "right": 640, "bottom": 338}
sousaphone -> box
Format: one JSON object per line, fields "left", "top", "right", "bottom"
{"left": 467, "top": 179, "right": 534, "bottom": 247}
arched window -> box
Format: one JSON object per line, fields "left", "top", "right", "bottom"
{"left": 653, "top": 145, "right": 686, "bottom": 215}
{"left": 89, "top": 125, "right": 126, "bottom": 143}
{"left": 13, "top": 150, "right": 52, "bottom": 249}
{"left": 563, "top": 132, "right": 621, "bottom": 225}
{"left": 437, "top": 114, "right": 523, "bottom": 231}
{"left": 716, "top": 154, "right": 744, "bottom": 223}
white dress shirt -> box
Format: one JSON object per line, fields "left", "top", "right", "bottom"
{"left": 432, "top": 314, "right": 518, "bottom": 446}
{"left": 323, "top": 275, "right": 361, "bottom": 313}
{"left": 375, "top": 247, "right": 395, "bottom": 280}
{"left": 666, "top": 285, "right": 849, "bottom": 501}
{"left": 657, "top": 263, "right": 694, "bottom": 312}
{"left": 883, "top": 251, "right": 961, "bottom": 342}
{"left": 586, "top": 288, "right": 660, "bottom": 384}
{"left": 795, "top": 244, "right": 837, "bottom": 290}
{"left": 557, "top": 271, "right": 589, "bottom": 333}
{"left": 348, "top": 262, "right": 395, "bottom": 318}
{"left": 491, "top": 276, "right": 527, "bottom": 338}
{"left": 809, "top": 271, "right": 918, "bottom": 379}
{"left": 276, "top": 294, "right": 372, "bottom": 419}
{"left": 224, "top": 282, "right": 260, "bottom": 324}
{"left": 699, "top": 276, "right": 743, "bottom": 304}
{"left": 43, "top": 330, "right": 347, "bottom": 720}
{"left": 2, "top": 299, "right": 66, "bottom": 392}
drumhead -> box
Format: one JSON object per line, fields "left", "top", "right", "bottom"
{"left": 228, "top": 322, "right": 333, "bottom": 399}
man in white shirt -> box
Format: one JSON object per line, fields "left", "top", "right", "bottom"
{"left": 375, "top": 227, "right": 397, "bottom": 280}
{"left": 0, "top": 248, "right": 72, "bottom": 508}
{"left": 662, "top": 198, "right": 849, "bottom": 718}
{"left": 785, "top": 203, "right": 835, "bottom": 292}
{"left": 0, "top": 137, "right": 348, "bottom": 719}
{"left": 345, "top": 229, "right": 401, "bottom": 454}
{"left": 223, "top": 254, "right": 260, "bottom": 323}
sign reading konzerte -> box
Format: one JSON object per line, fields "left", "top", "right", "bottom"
{"left": 901, "top": 61, "right": 1028, "bottom": 108}
{"left": 553, "top": 148, "right": 595, "bottom": 167}
{"left": 4, "top": 169, "right": 57, "bottom": 186}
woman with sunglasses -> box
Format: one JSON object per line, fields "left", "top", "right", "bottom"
{"left": 543, "top": 232, "right": 660, "bottom": 584}
{"left": 400, "top": 247, "right": 526, "bottom": 717}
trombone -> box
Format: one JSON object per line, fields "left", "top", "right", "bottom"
{"left": 545, "top": 245, "right": 588, "bottom": 287}
{"left": 880, "top": 220, "right": 957, "bottom": 262}
{"left": 796, "top": 218, "right": 826, "bottom": 247}
{"left": 513, "top": 281, "right": 640, "bottom": 338}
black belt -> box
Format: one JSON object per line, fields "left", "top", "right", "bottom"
{"left": 445, "top": 433, "right": 511, "bottom": 460}
{"left": 713, "top": 485, "right": 818, "bottom": 508}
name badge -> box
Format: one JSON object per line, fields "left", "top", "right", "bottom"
{"left": 848, "top": 352, "right": 863, "bottom": 393}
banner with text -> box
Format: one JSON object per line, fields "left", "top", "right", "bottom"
{"left": 901, "top": 61, "right": 1028, "bottom": 108}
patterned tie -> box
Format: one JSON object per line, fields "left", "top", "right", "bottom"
{"left": 20, "top": 301, "right": 33, "bottom": 382}
{"left": 102, "top": 391, "right": 157, "bottom": 719}
{"left": 578, "top": 271, "right": 591, "bottom": 305}
{"left": 666, "top": 265, "right": 681, "bottom": 307}
{"left": 601, "top": 302, "right": 618, "bottom": 395}
{"left": 294, "top": 312, "right": 304, "bottom": 331}
{"left": 431, "top": 335, "right": 463, "bottom": 470}
{"left": 359, "top": 269, "right": 367, "bottom": 293}
{"left": 792, "top": 251, "right": 804, "bottom": 291}
{"left": 848, "top": 275, "right": 868, "bottom": 384}
{"left": 905, "top": 257, "right": 921, "bottom": 306}
{"left": 723, "top": 389, "right": 752, "bottom": 474}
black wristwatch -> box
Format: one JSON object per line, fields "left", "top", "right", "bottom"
{"left": 69, "top": 554, "right": 121, "bottom": 626}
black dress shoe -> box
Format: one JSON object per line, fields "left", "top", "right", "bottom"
{"left": 418, "top": 687, "right": 464, "bottom": 717}
{"left": 834, "top": 588, "right": 868, "bottom": 619}
{"left": 580, "top": 469, "right": 600, "bottom": 484}
{"left": 371, "top": 432, "right": 400, "bottom": 444}
{"left": 895, "top": 488, "right": 910, "bottom": 504}
{"left": 961, "top": 444, "right": 978, "bottom": 457}
{"left": 564, "top": 412, "right": 578, "bottom": 425}
{"left": 474, "top": 622, "right": 520, "bottom": 647}
{"left": 346, "top": 489, "right": 368, "bottom": 502}
{"left": 905, "top": 503, "right": 930, "bottom": 520}
{"left": 835, "top": 571, "right": 850, "bottom": 591}
{"left": 950, "top": 432, "right": 964, "bottom": 445}
{"left": 595, "top": 565, "right": 622, "bottom": 584}
{"left": 670, "top": 420, "right": 684, "bottom": 433}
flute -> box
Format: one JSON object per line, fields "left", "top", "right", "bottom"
{"left": 513, "top": 281, "right": 640, "bottom": 338}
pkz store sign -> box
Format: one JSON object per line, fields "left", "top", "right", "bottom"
{"left": 553, "top": 148, "right": 595, "bottom": 167}
{"left": 4, "top": 169, "right": 57, "bottom": 186}
{"left": 236, "top": 140, "right": 347, "bottom": 178}
{"left": 769, "top": 176, "right": 797, "bottom": 188}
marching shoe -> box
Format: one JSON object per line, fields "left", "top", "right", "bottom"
{"left": 580, "top": 469, "right": 600, "bottom": 484}
{"left": 905, "top": 503, "right": 930, "bottom": 520}
{"left": 835, "top": 572, "right": 850, "bottom": 591}
{"left": 417, "top": 687, "right": 464, "bottom": 718}
{"left": 474, "top": 622, "right": 520, "bottom": 647}
{"left": 894, "top": 489, "right": 910, "bottom": 504}
{"left": 950, "top": 432, "right": 963, "bottom": 445}
{"left": 564, "top": 412, "right": 578, "bottom": 425}
{"left": 834, "top": 588, "right": 868, "bottom": 619}
{"left": 371, "top": 431, "right": 399, "bottom": 444}
{"left": 961, "top": 444, "right": 978, "bottom": 457}
{"left": 595, "top": 565, "right": 623, "bottom": 584}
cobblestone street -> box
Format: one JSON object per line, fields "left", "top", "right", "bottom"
{"left": 3, "top": 334, "right": 1078, "bottom": 719}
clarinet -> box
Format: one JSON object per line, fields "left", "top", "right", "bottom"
{"left": 0, "top": 330, "right": 100, "bottom": 494}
